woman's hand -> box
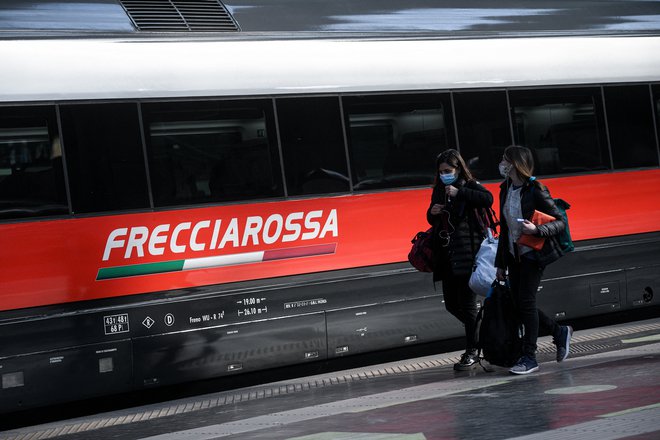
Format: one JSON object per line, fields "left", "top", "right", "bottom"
{"left": 430, "top": 203, "right": 444, "bottom": 215}
{"left": 445, "top": 185, "right": 458, "bottom": 198}
{"left": 520, "top": 219, "right": 538, "bottom": 235}
{"left": 496, "top": 267, "right": 507, "bottom": 281}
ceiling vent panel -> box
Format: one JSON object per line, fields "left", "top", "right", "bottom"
{"left": 119, "top": 0, "right": 239, "bottom": 32}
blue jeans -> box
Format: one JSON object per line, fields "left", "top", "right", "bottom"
{"left": 506, "top": 253, "right": 560, "bottom": 358}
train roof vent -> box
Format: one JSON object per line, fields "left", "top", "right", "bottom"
{"left": 119, "top": 0, "right": 239, "bottom": 32}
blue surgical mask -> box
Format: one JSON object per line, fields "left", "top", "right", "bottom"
{"left": 440, "top": 173, "right": 457, "bottom": 185}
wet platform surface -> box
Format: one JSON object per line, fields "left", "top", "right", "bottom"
{"left": 2, "top": 317, "right": 660, "bottom": 440}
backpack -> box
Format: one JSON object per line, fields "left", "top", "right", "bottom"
{"left": 475, "top": 281, "right": 523, "bottom": 368}
{"left": 530, "top": 181, "right": 574, "bottom": 253}
{"left": 554, "top": 198, "right": 574, "bottom": 253}
{"left": 408, "top": 228, "right": 433, "bottom": 272}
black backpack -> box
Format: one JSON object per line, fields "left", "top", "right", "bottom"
{"left": 475, "top": 281, "right": 523, "bottom": 368}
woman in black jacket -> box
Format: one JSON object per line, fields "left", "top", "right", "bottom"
{"left": 427, "top": 149, "right": 493, "bottom": 370}
{"left": 495, "top": 145, "right": 573, "bottom": 375}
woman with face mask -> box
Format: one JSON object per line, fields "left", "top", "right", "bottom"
{"left": 495, "top": 145, "right": 573, "bottom": 375}
{"left": 427, "top": 148, "right": 493, "bottom": 370}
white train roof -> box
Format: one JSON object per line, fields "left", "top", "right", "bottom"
{"left": 1, "top": 35, "right": 659, "bottom": 103}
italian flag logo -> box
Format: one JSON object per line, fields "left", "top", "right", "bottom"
{"left": 97, "top": 243, "right": 336, "bottom": 280}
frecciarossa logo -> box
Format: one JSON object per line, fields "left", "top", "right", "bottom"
{"left": 97, "top": 209, "right": 338, "bottom": 280}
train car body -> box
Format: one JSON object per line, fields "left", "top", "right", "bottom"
{"left": 1, "top": 0, "right": 660, "bottom": 412}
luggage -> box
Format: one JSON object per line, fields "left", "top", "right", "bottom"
{"left": 475, "top": 281, "right": 522, "bottom": 368}
{"left": 408, "top": 228, "right": 433, "bottom": 272}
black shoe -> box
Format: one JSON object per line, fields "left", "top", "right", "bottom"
{"left": 553, "top": 325, "right": 573, "bottom": 362}
{"left": 454, "top": 350, "right": 478, "bottom": 371}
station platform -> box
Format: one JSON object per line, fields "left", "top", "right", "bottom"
{"left": 2, "top": 317, "right": 660, "bottom": 440}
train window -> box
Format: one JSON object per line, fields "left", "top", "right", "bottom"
{"left": 60, "top": 103, "right": 150, "bottom": 213}
{"left": 342, "top": 94, "right": 452, "bottom": 190}
{"left": 655, "top": 85, "right": 660, "bottom": 157}
{"left": 509, "top": 88, "right": 609, "bottom": 175}
{"left": 605, "top": 85, "right": 659, "bottom": 169}
{"left": 453, "top": 91, "right": 512, "bottom": 181}
{"left": 142, "top": 100, "right": 283, "bottom": 206}
{"left": 277, "top": 97, "right": 349, "bottom": 196}
{"left": 0, "top": 106, "right": 68, "bottom": 220}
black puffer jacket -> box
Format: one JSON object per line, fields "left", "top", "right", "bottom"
{"left": 427, "top": 179, "right": 493, "bottom": 282}
{"left": 495, "top": 178, "right": 566, "bottom": 268}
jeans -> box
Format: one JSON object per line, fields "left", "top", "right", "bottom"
{"left": 442, "top": 274, "right": 478, "bottom": 351}
{"left": 506, "top": 253, "right": 560, "bottom": 358}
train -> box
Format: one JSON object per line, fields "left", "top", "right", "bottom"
{"left": 1, "top": 0, "right": 660, "bottom": 413}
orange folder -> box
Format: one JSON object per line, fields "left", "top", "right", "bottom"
{"left": 517, "top": 210, "right": 556, "bottom": 251}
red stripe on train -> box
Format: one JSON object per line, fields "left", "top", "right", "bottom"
{"left": 0, "top": 169, "right": 658, "bottom": 311}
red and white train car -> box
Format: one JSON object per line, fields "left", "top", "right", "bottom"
{"left": 1, "top": 0, "right": 660, "bottom": 412}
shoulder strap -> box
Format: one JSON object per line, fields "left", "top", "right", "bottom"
{"left": 473, "top": 207, "right": 500, "bottom": 238}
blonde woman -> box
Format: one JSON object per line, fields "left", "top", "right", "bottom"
{"left": 495, "top": 145, "right": 573, "bottom": 374}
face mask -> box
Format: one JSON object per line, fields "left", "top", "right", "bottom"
{"left": 439, "top": 172, "right": 457, "bottom": 185}
{"left": 499, "top": 163, "right": 512, "bottom": 179}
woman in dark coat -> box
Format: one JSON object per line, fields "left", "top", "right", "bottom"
{"left": 495, "top": 145, "right": 573, "bottom": 375}
{"left": 427, "top": 149, "right": 493, "bottom": 370}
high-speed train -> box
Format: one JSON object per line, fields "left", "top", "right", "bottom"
{"left": 1, "top": 0, "right": 660, "bottom": 412}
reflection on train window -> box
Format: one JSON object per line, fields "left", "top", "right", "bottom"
{"left": 605, "top": 85, "right": 659, "bottom": 169}
{"left": 277, "top": 97, "right": 349, "bottom": 196}
{"left": 453, "top": 91, "right": 512, "bottom": 181}
{"left": 143, "top": 100, "right": 283, "bottom": 206}
{"left": 0, "top": 106, "right": 68, "bottom": 219}
{"left": 343, "top": 94, "right": 452, "bottom": 190}
{"left": 60, "top": 103, "right": 150, "bottom": 213}
{"left": 510, "top": 88, "right": 609, "bottom": 175}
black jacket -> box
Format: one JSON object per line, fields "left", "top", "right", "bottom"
{"left": 495, "top": 178, "right": 566, "bottom": 268}
{"left": 427, "top": 179, "right": 493, "bottom": 282}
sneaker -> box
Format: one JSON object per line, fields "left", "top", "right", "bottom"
{"left": 454, "top": 350, "right": 478, "bottom": 371}
{"left": 509, "top": 356, "right": 539, "bottom": 375}
{"left": 554, "top": 325, "right": 573, "bottom": 362}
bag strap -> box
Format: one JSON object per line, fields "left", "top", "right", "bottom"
{"left": 474, "top": 207, "right": 500, "bottom": 238}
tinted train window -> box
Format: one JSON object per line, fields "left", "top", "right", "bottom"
{"left": 509, "top": 88, "right": 609, "bottom": 175}
{"left": 453, "top": 91, "right": 512, "bottom": 181}
{"left": 277, "top": 97, "right": 349, "bottom": 196}
{"left": 654, "top": 84, "right": 660, "bottom": 127}
{"left": 60, "top": 103, "right": 149, "bottom": 213}
{"left": 0, "top": 106, "right": 68, "bottom": 219}
{"left": 605, "top": 85, "right": 659, "bottom": 169}
{"left": 655, "top": 85, "right": 660, "bottom": 158}
{"left": 343, "top": 94, "right": 452, "bottom": 190}
{"left": 143, "top": 100, "right": 283, "bottom": 206}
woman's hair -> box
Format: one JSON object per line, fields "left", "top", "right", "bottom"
{"left": 503, "top": 145, "right": 544, "bottom": 189}
{"left": 435, "top": 148, "right": 474, "bottom": 186}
